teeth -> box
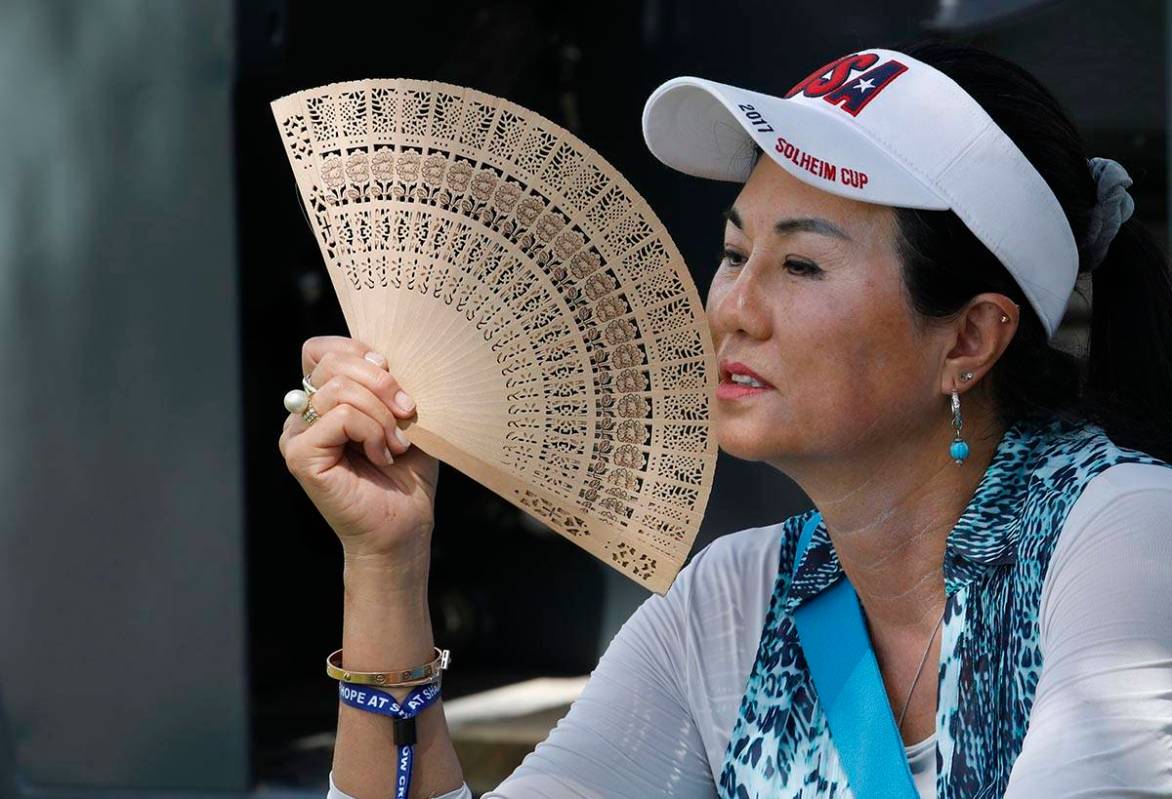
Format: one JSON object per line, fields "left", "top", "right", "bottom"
{"left": 730, "top": 373, "right": 764, "bottom": 387}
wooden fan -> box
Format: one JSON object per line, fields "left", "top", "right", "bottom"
{"left": 271, "top": 79, "right": 717, "bottom": 594}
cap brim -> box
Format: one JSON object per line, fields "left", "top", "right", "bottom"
{"left": 642, "top": 76, "right": 948, "bottom": 210}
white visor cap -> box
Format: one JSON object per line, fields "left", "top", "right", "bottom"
{"left": 642, "top": 48, "right": 1078, "bottom": 338}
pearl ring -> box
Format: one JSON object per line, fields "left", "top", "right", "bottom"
{"left": 284, "top": 388, "right": 320, "bottom": 425}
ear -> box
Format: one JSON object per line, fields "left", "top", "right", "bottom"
{"left": 940, "top": 292, "right": 1020, "bottom": 394}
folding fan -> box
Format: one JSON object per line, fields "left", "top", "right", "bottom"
{"left": 270, "top": 79, "right": 717, "bottom": 594}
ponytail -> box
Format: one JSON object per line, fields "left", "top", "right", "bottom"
{"left": 1085, "top": 217, "right": 1172, "bottom": 460}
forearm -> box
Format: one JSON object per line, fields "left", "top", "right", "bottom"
{"left": 332, "top": 549, "right": 465, "bottom": 799}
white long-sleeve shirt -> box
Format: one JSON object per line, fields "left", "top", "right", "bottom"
{"left": 329, "top": 462, "right": 1172, "bottom": 798}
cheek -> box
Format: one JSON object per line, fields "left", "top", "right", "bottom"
{"left": 827, "top": 268, "right": 910, "bottom": 355}
{"left": 840, "top": 305, "right": 933, "bottom": 427}
{"left": 782, "top": 279, "right": 921, "bottom": 424}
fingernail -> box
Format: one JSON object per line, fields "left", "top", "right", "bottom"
{"left": 382, "top": 447, "right": 394, "bottom": 465}
{"left": 394, "top": 427, "right": 410, "bottom": 448}
{"left": 394, "top": 390, "right": 415, "bottom": 412}
{"left": 364, "top": 351, "right": 388, "bottom": 368}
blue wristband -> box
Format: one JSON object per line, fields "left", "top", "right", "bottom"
{"left": 338, "top": 680, "right": 443, "bottom": 799}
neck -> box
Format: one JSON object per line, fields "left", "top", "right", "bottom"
{"left": 774, "top": 407, "right": 1005, "bottom": 631}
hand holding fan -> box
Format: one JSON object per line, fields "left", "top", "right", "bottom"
{"left": 271, "top": 79, "right": 717, "bottom": 594}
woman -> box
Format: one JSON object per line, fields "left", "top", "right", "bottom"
{"left": 279, "top": 42, "right": 1172, "bottom": 798}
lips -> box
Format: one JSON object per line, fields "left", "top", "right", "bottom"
{"left": 718, "top": 359, "right": 774, "bottom": 388}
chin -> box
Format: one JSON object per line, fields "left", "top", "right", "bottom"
{"left": 714, "top": 417, "right": 784, "bottom": 462}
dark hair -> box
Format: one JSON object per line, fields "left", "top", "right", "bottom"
{"left": 888, "top": 41, "right": 1172, "bottom": 462}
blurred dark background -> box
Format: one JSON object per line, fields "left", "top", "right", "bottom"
{"left": 0, "top": 0, "right": 1164, "bottom": 796}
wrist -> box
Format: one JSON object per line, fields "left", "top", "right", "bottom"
{"left": 343, "top": 541, "right": 431, "bottom": 596}
{"left": 341, "top": 568, "right": 435, "bottom": 674}
{"left": 339, "top": 519, "right": 434, "bottom": 563}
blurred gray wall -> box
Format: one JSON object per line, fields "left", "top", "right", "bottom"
{"left": 0, "top": 0, "right": 247, "bottom": 792}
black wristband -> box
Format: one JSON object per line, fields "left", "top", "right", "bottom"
{"left": 392, "top": 716, "right": 417, "bottom": 747}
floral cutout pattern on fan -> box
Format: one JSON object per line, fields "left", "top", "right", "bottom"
{"left": 271, "top": 79, "right": 717, "bottom": 594}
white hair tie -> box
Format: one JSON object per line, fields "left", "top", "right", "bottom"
{"left": 1084, "top": 157, "right": 1135, "bottom": 271}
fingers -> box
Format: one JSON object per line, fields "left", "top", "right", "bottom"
{"left": 294, "top": 374, "right": 411, "bottom": 456}
{"left": 283, "top": 401, "right": 394, "bottom": 472}
{"left": 282, "top": 336, "right": 418, "bottom": 474}
{"left": 308, "top": 348, "right": 416, "bottom": 421}
{"left": 301, "top": 335, "right": 371, "bottom": 379}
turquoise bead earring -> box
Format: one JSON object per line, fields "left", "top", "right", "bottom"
{"left": 950, "top": 372, "right": 973, "bottom": 464}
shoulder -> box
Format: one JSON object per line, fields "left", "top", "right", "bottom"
{"left": 1032, "top": 418, "right": 1172, "bottom": 554}
{"left": 688, "top": 521, "right": 787, "bottom": 577}
{"left": 637, "top": 512, "right": 816, "bottom": 637}
{"left": 675, "top": 510, "right": 815, "bottom": 598}
{"left": 1073, "top": 459, "right": 1172, "bottom": 510}
{"left": 1052, "top": 459, "right": 1172, "bottom": 562}
{"left": 1013, "top": 418, "right": 1170, "bottom": 556}
{"left": 1029, "top": 417, "right": 1170, "bottom": 486}
{"left": 654, "top": 511, "right": 816, "bottom": 650}
{"left": 1040, "top": 460, "right": 1172, "bottom": 639}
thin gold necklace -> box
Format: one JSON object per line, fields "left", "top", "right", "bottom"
{"left": 895, "top": 606, "right": 947, "bottom": 733}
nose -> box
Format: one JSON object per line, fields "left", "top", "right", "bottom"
{"left": 708, "top": 257, "right": 771, "bottom": 341}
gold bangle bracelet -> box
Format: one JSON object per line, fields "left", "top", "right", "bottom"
{"left": 326, "top": 646, "right": 451, "bottom": 687}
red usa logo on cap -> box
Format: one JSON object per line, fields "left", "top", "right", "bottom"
{"left": 785, "top": 53, "right": 908, "bottom": 117}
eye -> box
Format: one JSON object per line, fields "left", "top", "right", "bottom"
{"left": 783, "top": 257, "right": 822, "bottom": 277}
{"left": 719, "top": 247, "right": 747, "bottom": 268}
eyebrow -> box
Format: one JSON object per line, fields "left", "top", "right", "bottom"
{"left": 722, "top": 206, "right": 851, "bottom": 241}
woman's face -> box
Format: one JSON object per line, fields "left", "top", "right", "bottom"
{"left": 707, "top": 155, "right": 945, "bottom": 469}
